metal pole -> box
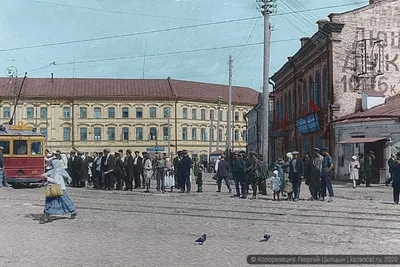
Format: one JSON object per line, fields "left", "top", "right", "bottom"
{"left": 167, "top": 114, "right": 171, "bottom": 157}
{"left": 260, "top": 0, "right": 273, "bottom": 164}
{"left": 208, "top": 114, "right": 214, "bottom": 163}
{"left": 216, "top": 96, "right": 221, "bottom": 151}
{"left": 13, "top": 73, "right": 17, "bottom": 126}
{"left": 226, "top": 55, "right": 233, "bottom": 152}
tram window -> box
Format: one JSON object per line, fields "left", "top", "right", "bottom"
{"left": 14, "top": 140, "right": 28, "bottom": 155}
{"left": 0, "top": 141, "right": 10, "bottom": 155}
{"left": 31, "top": 141, "right": 43, "bottom": 155}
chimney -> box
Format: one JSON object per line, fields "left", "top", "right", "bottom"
{"left": 300, "top": 37, "right": 310, "bottom": 47}
{"left": 317, "top": 19, "right": 328, "bottom": 30}
{"left": 51, "top": 73, "right": 53, "bottom": 83}
{"left": 361, "top": 91, "right": 385, "bottom": 111}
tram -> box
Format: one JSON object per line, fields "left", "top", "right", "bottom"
{"left": 0, "top": 122, "right": 46, "bottom": 186}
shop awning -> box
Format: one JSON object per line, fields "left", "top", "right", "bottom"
{"left": 338, "top": 137, "right": 387, "bottom": 144}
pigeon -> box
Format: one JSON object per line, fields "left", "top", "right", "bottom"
{"left": 195, "top": 234, "right": 206, "bottom": 245}
{"left": 260, "top": 234, "right": 271, "bottom": 242}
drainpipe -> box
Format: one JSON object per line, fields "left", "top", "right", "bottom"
{"left": 269, "top": 78, "right": 276, "bottom": 164}
{"left": 174, "top": 99, "right": 178, "bottom": 155}
{"left": 70, "top": 98, "right": 75, "bottom": 149}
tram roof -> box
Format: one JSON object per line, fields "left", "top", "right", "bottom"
{"left": 0, "top": 125, "right": 45, "bottom": 137}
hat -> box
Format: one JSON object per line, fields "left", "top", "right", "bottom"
{"left": 352, "top": 155, "right": 357, "bottom": 160}
{"left": 183, "top": 150, "right": 188, "bottom": 154}
{"left": 126, "top": 149, "right": 132, "bottom": 154}
{"left": 273, "top": 170, "right": 278, "bottom": 175}
{"left": 234, "top": 151, "right": 239, "bottom": 155}
{"left": 0, "top": 146, "right": 4, "bottom": 150}
{"left": 369, "top": 151, "right": 375, "bottom": 155}
{"left": 115, "top": 152, "right": 120, "bottom": 155}
{"left": 313, "top": 148, "right": 320, "bottom": 152}
{"left": 220, "top": 154, "right": 225, "bottom": 159}
{"left": 134, "top": 151, "right": 139, "bottom": 154}
{"left": 292, "top": 151, "right": 299, "bottom": 155}
{"left": 321, "top": 147, "right": 328, "bottom": 151}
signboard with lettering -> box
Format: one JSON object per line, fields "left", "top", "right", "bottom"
{"left": 306, "top": 114, "right": 320, "bottom": 133}
{"left": 296, "top": 118, "right": 309, "bottom": 134}
{"left": 146, "top": 146, "right": 165, "bottom": 152}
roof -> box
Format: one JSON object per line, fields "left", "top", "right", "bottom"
{"left": 0, "top": 77, "right": 258, "bottom": 106}
{"left": 333, "top": 93, "right": 400, "bottom": 123}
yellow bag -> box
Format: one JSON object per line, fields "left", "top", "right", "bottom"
{"left": 45, "top": 184, "right": 64, "bottom": 198}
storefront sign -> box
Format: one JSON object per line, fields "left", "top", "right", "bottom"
{"left": 296, "top": 118, "right": 309, "bottom": 134}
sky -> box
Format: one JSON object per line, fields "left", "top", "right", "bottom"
{"left": 0, "top": 0, "right": 368, "bottom": 92}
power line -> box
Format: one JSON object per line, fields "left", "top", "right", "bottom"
{"left": 0, "top": 16, "right": 261, "bottom": 52}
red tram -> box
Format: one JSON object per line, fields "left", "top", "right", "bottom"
{"left": 0, "top": 122, "right": 46, "bottom": 186}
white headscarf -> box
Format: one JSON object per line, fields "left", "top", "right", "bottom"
{"left": 43, "top": 159, "right": 72, "bottom": 184}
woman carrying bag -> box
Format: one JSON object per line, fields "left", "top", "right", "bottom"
{"left": 40, "top": 159, "right": 77, "bottom": 224}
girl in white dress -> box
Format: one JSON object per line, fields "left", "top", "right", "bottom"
{"left": 349, "top": 155, "right": 360, "bottom": 189}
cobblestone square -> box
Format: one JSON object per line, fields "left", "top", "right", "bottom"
{"left": 1, "top": 174, "right": 400, "bottom": 267}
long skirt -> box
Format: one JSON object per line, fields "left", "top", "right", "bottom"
{"left": 44, "top": 190, "right": 76, "bottom": 215}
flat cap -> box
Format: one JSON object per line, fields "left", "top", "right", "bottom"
{"left": 321, "top": 147, "right": 328, "bottom": 151}
{"left": 0, "top": 146, "right": 4, "bottom": 150}
{"left": 292, "top": 151, "right": 299, "bottom": 155}
{"left": 313, "top": 148, "right": 320, "bottom": 152}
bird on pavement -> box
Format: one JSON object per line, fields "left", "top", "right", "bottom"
{"left": 195, "top": 234, "right": 206, "bottom": 245}
{"left": 260, "top": 234, "right": 271, "bottom": 242}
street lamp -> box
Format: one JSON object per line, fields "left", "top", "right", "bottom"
{"left": 6, "top": 66, "right": 17, "bottom": 125}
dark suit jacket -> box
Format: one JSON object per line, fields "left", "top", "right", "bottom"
{"left": 289, "top": 158, "right": 304, "bottom": 183}
{"left": 179, "top": 156, "right": 192, "bottom": 175}
{"left": 133, "top": 155, "right": 143, "bottom": 171}
{"left": 101, "top": 154, "right": 114, "bottom": 172}
{"left": 217, "top": 159, "right": 229, "bottom": 178}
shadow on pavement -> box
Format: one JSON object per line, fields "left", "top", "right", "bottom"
{"left": 25, "top": 213, "right": 69, "bottom": 223}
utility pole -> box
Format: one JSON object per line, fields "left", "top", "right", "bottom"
{"left": 226, "top": 55, "right": 233, "bottom": 152}
{"left": 216, "top": 96, "right": 222, "bottom": 151}
{"left": 6, "top": 66, "right": 18, "bottom": 125}
{"left": 167, "top": 114, "right": 171, "bottom": 157}
{"left": 258, "top": 0, "right": 275, "bottom": 164}
{"left": 208, "top": 113, "right": 214, "bottom": 164}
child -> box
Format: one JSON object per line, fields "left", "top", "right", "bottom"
{"left": 270, "top": 170, "right": 281, "bottom": 200}
{"left": 196, "top": 167, "right": 203, "bottom": 193}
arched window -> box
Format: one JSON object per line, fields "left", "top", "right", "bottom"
{"left": 323, "top": 66, "right": 329, "bottom": 107}
{"left": 288, "top": 91, "right": 292, "bottom": 120}
{"left": 315, "top": 135, "right": 323, "bottom": 149}
{"left": 303, "top": 80, "right": 308, "bottom": 114}
{"left": 297, "top": 84, "right": 302, "bottom": 117}
{"left": 309, "top": 76, "right": 313, "bottom": 109}
{"left": 315, "top": 71, "right": 321, "bottom": 108}
{"left": 303, "top": 136, "right": 310, "bottom": 155}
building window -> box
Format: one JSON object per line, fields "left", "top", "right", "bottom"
{"left": 218, "top": 110, "right": 223, "bottom": 121}
{"left": 201, "top": 128, "right": 207, "bottom": 141}
{"left": 288, "top": 92, "right": 292, "bottom": 120}
{"left": 163, "top": 127, "right": 169, "bottom": 141}
{"left": 122, "top": 127, "right": 129, "bottom": 141}
{"left": 108, "top": 107, "right": 115, "bottom": 118}
{"left": 242, "top": 130, "right": 247, "bottom": 141}
{"left": 309, "top": 76, "right": 313, "bottom": 111}
{"left": 210, "top": 110, "right": 214, "bottom": 120}
{"left": 315, "top": 135, "right": 323, "bottom": 149}
{"left": 40, "top": 107, "right": 47, "bottom": 118}
{"left": 163, "top": 107, "right": 170, "bottom": 118}
{"left": 303, "top": 80, "right": 308, "bottom": 114}
{"left": 234, "top": 130, "right": 239, "bottom": 141}
{"left": 107, "top": 127, "right": 115, "bottom": 141}
{"left": 315, "top": 71, "right": 321, "bottom": 108}
{"left": 94, "top": 107, "right": 101, "bottom": 119}
{"left": 303, "top": 136, "right": 310, "bottom": 155}
{"left": 298, "top": 84, "right": 302, "bottom": 117}
{"left": 122, "top": 107, "right": 129, "bottom": 119}
{"left": 279, "top": 96, "right": 283, "bottom": 124}
{"left": 192, "top": 128, "right": 197, "bottom": 141}
{"left": 182, "top": 127, "right": 188, "bottom": 140}
{"left": 284, "top": 94, "right": 288, "bottom": 123}
{"left": 136, "top": 128, "right": 143, "bottom": 140}
{"left": 218, "top": 129, "right": 223, "bottom": 141}
{"left": 183, "top": 108, "right": 188, "bottom": 119}
{"left": 3, "top": 107, "right": 10, "bottom": 118}
{"left": 234, "top": 112, "right": 239, "bottom": 121}
{"left": 201, "top": 109, "right": 206, "bottom": 120}
{"left": 80, "top": 127, "right": 87, "bottom": 141}
{"left": 63, "top": 127, "right": 71, "bottom": 141}
{"left": 210, "top": 128, "right": 215, "bottom": 141}
{"left": 40, "top": 128, "right": 47, "bottom": 137}
{"left": 136, "top": 107, "right": 143, "bottom": 118}
{"left": 323, "top": 66, "right": 329, "bottom": 107}
{"left": 80, "top": 107, "right": 87, "bottom": 119}
{"left": 27, "top": 107, "right": 34, "bottom": 119}
{"left": 149, "top": 107, "right": 157, "bottom": 118}
{"left": 192, "top": 109, "right": 197, "bottom": 120}
{"left": 63, "top": 107, "right": 70, "bottom": 119}
{"left": 150, "top": 127, "right": 157, "bottom": 140}
{"left": 94, "top": 127, "right": 102, "bottom": 141}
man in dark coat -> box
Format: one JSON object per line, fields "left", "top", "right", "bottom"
{"left": 320, "top": 147, "right": 334, "bottom": 202}
{"left": 216, "top": 154, "right": 232, "bottom": 193}
{"left": 179, "top": 150, "right": 192, "bottom": 193}
{"left": 289, "top": 151, "right": 304, "bottom": 202}
{"left": 124, "top": 150, "right": 134, "bottom": 191}
{"left": 365, "top": 151, "right": 375, "bottom": 187}
{"left": 386, "top": 153, "right": 397, "bottom": 186}
{"left": 141, "top": 152, "right": 148, "bottom": 188}
{"left": 308, "top": 148, "right": 323, "bottom": 200}
{"left": 114, "top": 152, "right": 125, "bottom": 190}
{"left": 232, "top": 151, "right": 246, "bottom": 198}
{"left": 133, "top": 151, "right": 142, "bottom": 189}
{"left": 75, "top": 151, "right": 85, "bottom": 187}
{"left": 101, "top": 149, "right": 115, "bottom": 190}
{"left": 68, "top": 151, "right": 78, "bottom": 187}
{"left": 392, "top": 152, "right": 400, "bottom": 204}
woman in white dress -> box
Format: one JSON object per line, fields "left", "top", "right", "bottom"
{"left": 349, "top": 155, "right": 360, "bottom": 189}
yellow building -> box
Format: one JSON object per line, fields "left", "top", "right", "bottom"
{"left": 0, "top": 77, "right": 258, "bottom": 160}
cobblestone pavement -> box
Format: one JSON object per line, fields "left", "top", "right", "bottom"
{"left": 1, "top": 174, "right": 400, "bottom": 267}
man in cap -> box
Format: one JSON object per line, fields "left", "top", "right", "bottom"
{"left": 289, "top": 151, "right": 304, "bottom": 201}
{"left": 124, "top": 150, "right": 134, "bottom": 191}
{"left": 101, "top": 149, "right": 115, "bottom": 190}
{"left": 173, "top": 151, "right": 183, "bottom": 190}
{"left": 232, "top": 151, "right": 246, "bottom": 198}
{"left": 133, "top": 151, "right": 143, "bottom": 189}
{"left": 179, "top": 150, "right": 192, "bottom": 193}
{"left": 320, "top": 147, "right": 334, "bottom": 202}
{"left": 0, "top": 146, "right": 7, "bottom": 188}
{"left": 385, "top": 152, "right": 397, "bottom": 186}
{"left": 68, "top": 150, "right": 78, "bottom": 187}
{"left": 114, "top": 151, "right": 125, "bottom": 190}
{"left": 365, "top": 151, "right": 375, "bottom": 187}
{"left": 308, "top": 148, "right": 323, "bottom": 200}
{"left": 216, "top": 154, "right": 232, "bottom": 193}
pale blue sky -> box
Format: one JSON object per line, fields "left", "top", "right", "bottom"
{"left": 0, "top": 0, "right": 367, "bottom": 91}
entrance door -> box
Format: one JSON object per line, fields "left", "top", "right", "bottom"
{"left": 364, "top": 140, "right": 386, "bottom": 183}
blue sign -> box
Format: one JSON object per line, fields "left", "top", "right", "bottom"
{"left": 296, "top": 118, "right": 309, "bottom": 134}
{"left": 306, "top": 113, "right": 320, "bottom": 133}
{"left": 146, "top": 146, "right": 165, "bottom": 152}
